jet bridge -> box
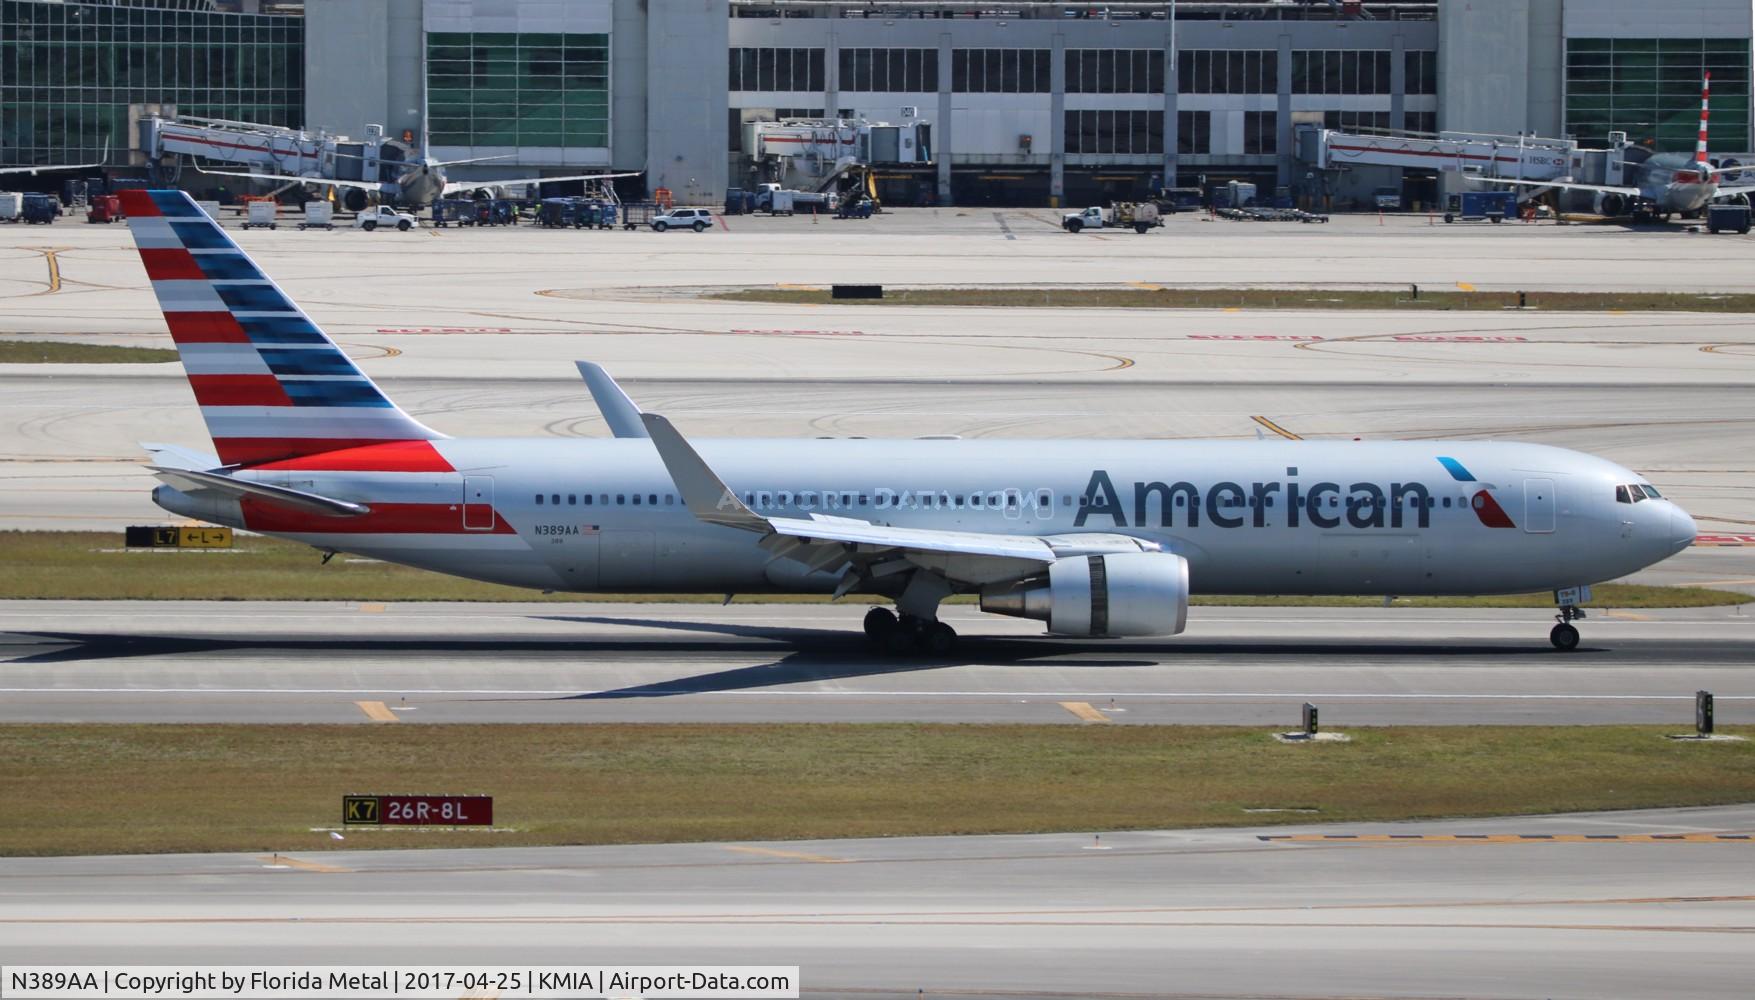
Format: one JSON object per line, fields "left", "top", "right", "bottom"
{"left": 1296, "top": 124, "right": 1651, "bottom": 205}
{"left": 135, "top": 113, "right": 411, "bottom": 188}
{"left": 744, "top": 118, "right": 932, "bottom": 192}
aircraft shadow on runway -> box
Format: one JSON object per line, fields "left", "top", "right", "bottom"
{"left": 2, "top": 620, "right": 1618, "bottom": 706}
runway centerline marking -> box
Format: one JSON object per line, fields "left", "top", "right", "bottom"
{"left": 724, "top": 846, "right": 849, "bottom": 864}
{"left": 1059, "top": 701, "right": 1112, "bottom": 723}
{"left": 354, "top": 700, "right": 400, "bottom": 723}
{"left": 255, "top": 854, "right": 350, "bottom": 873}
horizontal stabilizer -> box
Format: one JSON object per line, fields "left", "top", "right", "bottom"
{"left": 148, "top": 465, "right": 369, "bottom": 517}
{"left": 141, "top": 442, "right": 221, "bottom": 472}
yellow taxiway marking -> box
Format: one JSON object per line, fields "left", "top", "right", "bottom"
{"left": 1605, "top": 610, "right": 1653, "bottom": 621}
{"left": 1127, "top": 280, "right": 1163, "bottom": 291}
{"left": 1455, "top": 281, "right": 1477, "bottom": 291}
{"left": 775, "top": 282, "right": 825, "bottom": 291}
{"left": 355, "top": 700, "right": 400, "bottom": 723}
{"left": 1261, "top": 833, "right": 1754, "bottom": 844}
{"left": 1250, "top": 416, "right": 1303, "bottom": 441}
{"left": 24, "top": 247, "right": 71, "bottom": 296}
{"left": 1059, "top": 701, "right": 1112, "bottom": 723}
{"left": 357, "top": 603, "right": 386, "bottom": 613}
{"left": 724, "top": 846, "right": 850, "bottom": 864}
{"left": 256, "top": 854, "right": 351, "bottom": 873}
{"left": 1692, "top": 577, "right": 1755, "bottom": 587}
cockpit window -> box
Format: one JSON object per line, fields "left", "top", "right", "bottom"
{"left": 1641, "top": 485, "right": 1662, "bottom": 499}
{"left": 1615, "top": 485, "right": 1631, "bottom": 504}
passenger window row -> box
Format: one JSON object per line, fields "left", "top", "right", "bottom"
{"left": 535, "top": 493, "right": 676, "bottom": 507}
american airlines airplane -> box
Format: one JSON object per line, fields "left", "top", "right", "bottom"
{"left": 119, "top": 189, "right": 1696, "bottom": 654}
{"left": 1489, "top": 74, "right": 1755, "bottom": 221}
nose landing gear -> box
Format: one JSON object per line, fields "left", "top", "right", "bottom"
{"left": 1550, "top": 604, "right": 1585, "bottom": 651}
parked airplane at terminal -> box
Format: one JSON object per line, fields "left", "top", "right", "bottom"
{"left": 119, "top": 189, "right": 1695, "bottom": 652}
{"left": 196, "top": 154, "right": 639, "bottom": 209}
{"left": 1489, "top": 74, "right": 1755, "bottom": 220}
{"left": 0, "top": 142, "right": 109, "bottom": 178}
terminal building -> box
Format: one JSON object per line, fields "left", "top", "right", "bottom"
{"left": 1, "top": 0, "right": 1750, "bottom": 207}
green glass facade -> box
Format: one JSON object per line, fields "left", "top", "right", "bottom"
{"left": 0, "top": 0, "right": 303, "bottom": 169}
{"left": 1565, "top": 38, "right": 1751, "bottom": 153}
{"left": 426, "top": 32, "right": 609, "bottom": 148}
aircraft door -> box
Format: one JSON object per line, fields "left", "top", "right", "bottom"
{"left": 1524, "top": 479, "right": 1555, "bottom": 534}
{"left": 462, "top": 476, "right": 496, "bottom": 531}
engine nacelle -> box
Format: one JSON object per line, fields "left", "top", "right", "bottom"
{"left": 1594, "top": 191, "right": 1626, "bottom": 218}
{"left": 980, "top": 551, "right": 1189, "bottom": 637}
{"left": 340, "top": 187, "right": 372, "bottom": 213}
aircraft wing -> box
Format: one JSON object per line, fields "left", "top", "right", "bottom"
{"left": 440, "top": 170, "right": 643, "bottom": 196}
{"left": 0, "top": 141, "right": 109, "bottom": 176}
{"left": 147, "top": 465, "right": 370, "bottom": 517}
{"left": 576, "top": 362, "right": 648, "bottom": 439}
{"left": 1479, "top": 177, "right": 1641, "bottom": 197}
{"left": 192, "top": 164, "right": 386, "bottom": 193}
{"left": 642, "top": 412, "right": 1149, "bottom": 591}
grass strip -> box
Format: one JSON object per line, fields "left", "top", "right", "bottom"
{"left": 0, "top": 724, "right": 1749, "bottom": 856}
{"left": 0, "top": 340, "right": 178, "bottom": 364}
{"left": 1, "top": 531, "right": 1743, "bottom": 607}
{"left": 709, "top": 287, "right": 1755, "bottom": 313}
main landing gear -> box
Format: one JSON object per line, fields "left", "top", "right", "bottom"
{"left": 863, "top": 606, "right": 957, "bottom": 656}
{"left": 1550, "top": 604, "right": 1585, "bottom": 651}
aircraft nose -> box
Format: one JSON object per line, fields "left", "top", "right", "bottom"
{"left": 1671, "top": 505, "right": 1698, "bottom": 552}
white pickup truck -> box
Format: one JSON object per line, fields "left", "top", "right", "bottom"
{"left": 353, "top": 205, "right": 419, "bottom": 231}
{"left": 1062, "top": 202, "right": 1162, "bottom": 234}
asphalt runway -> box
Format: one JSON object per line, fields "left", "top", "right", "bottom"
{"left": 3, "top": 601, "right": 1751, "bottom": 725}
{"left": 3, "top": 804, "right": 1751, "bottom": 999}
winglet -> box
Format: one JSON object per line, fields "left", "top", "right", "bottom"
{"left": 640, "top": 413, "right": 768, "bottom": 532}
{"left": 575, "top": 362, "right": 649, "bottom": 438}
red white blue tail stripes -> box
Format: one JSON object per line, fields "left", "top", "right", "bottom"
{"left": 121, "top": 189, "right": 442, "bottom": 467}
{"left": 1696, "top": 72, "right": 1714, "bottom": 174}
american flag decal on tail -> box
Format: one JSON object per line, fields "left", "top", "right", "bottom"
{"left": 121, "top": 190, "right": 442, "bottom": 467}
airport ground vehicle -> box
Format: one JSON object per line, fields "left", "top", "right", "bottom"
{"left": 1706, "top": 203, "right": 1751, "bottom": 234}
{"left": 0, "top": 191, "right": 20, "bottom": 221}
{"left": 354, "top": 205, "right": 418, "bottom": 231}
{"left": 297, "top": 201, "right": 335, "bottom": 230}
{"left": 20, "top": 192, "right": 58, "bottom": 224}
{"left": 1063, "top": 202, "right": 1161, "bottom": 234}
{"left": 620, "top": 201, "right": 657, "bottom": 230}
{"left": 241, "top": 200, "right": 278, "bottom": 230}
{"left": 121, "top": 187, "right": 1696, "bottom": 655}
{"left": 651, "top": 207, "right": 713, "bottom": 232}
{"left": 1152, "top": 187, "right": 1203, "bottom": 213}
{"left": 1444, "top": 191, "right": 1517, "bottom": 224}
{"left": 86, "top": 194, "right": 123, "bottom": 223}
{"left": 431, "top": 199, "right": 476, "bottom": 227}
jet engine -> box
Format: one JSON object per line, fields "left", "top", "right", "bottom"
{"left": 340, "top": 187, "right": 373, "bottom": 213}
{"left": 1594, "top": 191, "right": 1626, "bottom": 218}
{"left": 980, "top": 551, "right": 1189, "bottom": 637}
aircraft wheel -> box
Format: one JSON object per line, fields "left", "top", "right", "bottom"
{"left": 863, "top": 606, "right": 898, "bottom": 641}
{"left": 1549, "top": 622, "right": 1580, "bottom": 651}
{"left": 924, "top": 622, "right": 957, "bottom": 656}
{"left": 884, "top": 620, "right": 921, "bottom": 656}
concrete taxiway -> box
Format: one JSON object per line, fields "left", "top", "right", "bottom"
{"left": 2, "top": 804, "right": 1751, "bottom": 999}
{"left": 3, "top": 601, "right": 1750, "bottom": 726}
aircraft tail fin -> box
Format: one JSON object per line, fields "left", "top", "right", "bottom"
{"left": 1698, "top": 71, "right": 1713, "bottom": 168}
{"left": 120, "top": 190, "right": 443, "bottom": 467}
